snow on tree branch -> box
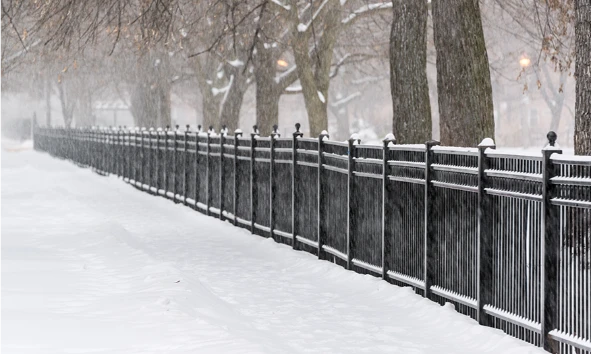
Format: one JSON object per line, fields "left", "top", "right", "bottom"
{"left": 341, "top": 2, "right": 393, "bottom": 25}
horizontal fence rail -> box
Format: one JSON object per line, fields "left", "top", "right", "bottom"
{"left": 33, "top": 125, "right": 590, "bottom": 354}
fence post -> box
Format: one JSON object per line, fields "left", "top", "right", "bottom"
{"left": 116, "top": 127, "right": 122, "bottom": 177}
{"left": 173, "top": 125, "right": 180, "bottom": 202}
{"left": 234, "top": 129, "right": 243, "bottom": 226}
{"left": 141, "top": 128, "right": 146, "bottom": 187}
{"left": 220, "top": 125, "right": 227, "bottom": 220}
{"left": 206, "top": 126, "right": 212, "bottom": 216}
{"left": 110, "top": 127, "right": 115, "bottom": 174}
{"left": 382, "top": 133, "right": 396, "bottom": 280}
{"left": 155, "top": 128, "right": 161, "bottom": 192}
{"left": 194, "top": 125, "right": 202, "bottom": 211}
{"left": 292, "top": 123, "right": 303, "bottom": 250}
{"left": 541, "top": 131, "right": 561, "bottom": 352}
{"left": 318, "top": 130, "right": 329, "bottom": 260}
{"left": 477, "top": 138, "right": 496, "bottom": 326}
{"left": 184, "top": 125, "right": 190, "bottom": 205}
{"left": 124, "top": 127, "right": 130, "bottom": 179}
{"left": 270, "top": 125, "right": 279, "bottom": 242}
{"left": 250, "top": 125, "right": 259, "bottom": 234}
{"left": 347, "top": 134, "right": 360, "bottom": 270}
{"left": 164, "top": 126, "right": 170, "bottom": 193}
{"left": 423, "top": 140, "right": 440, "bottom": 299}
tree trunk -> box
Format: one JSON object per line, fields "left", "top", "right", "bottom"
{"left": 575, "top": 0, "right": 591, "bottom": 155}
{"left": 45, "top": 75, "right": 52, "bottom": 127}
{"left": 220, "top": 65, "right": 249, "bottom": 133}
{"left": 432, "top": 0, "right": 494, "bottom": 146}
{"left": 389, "top": 0, "right": 432, "bottom": 144}
{"left": 289, "top": 0, "right": 340, "bottom": 137}
{"left": 57, "top": 82, "right": 75, "bottom": 128}
{"left": 254, "top": 43, "right": 281, "bottom": 136}
{"left": 157, "top": 82, "right": 171, "bottom": 128}
{"left": 130, "top": 82, "right": 159, "bottom": 128}
{"left": 201, "top": 87, "right": 220, "bottom": 131}
{"left": 76, "top": 87, "right": 94, "bottom": 127}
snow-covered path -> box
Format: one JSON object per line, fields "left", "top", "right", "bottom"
{"left": 2, "top": 150, "right": 545, "bottom": 354}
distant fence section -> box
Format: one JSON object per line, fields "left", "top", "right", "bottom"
{"left": 34, "top": 124, "right": 590, "bottom": 354}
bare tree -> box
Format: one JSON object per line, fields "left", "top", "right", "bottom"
{"left": 432, "top": 0, "right": 494, "bottom": 146}
{"left": 389, "top": 0, "right": 431, "bottom": 143}
{"left": 574, "top": 0, "right": 591, "bottom": 155}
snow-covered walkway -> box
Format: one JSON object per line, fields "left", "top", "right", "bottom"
{"left": 2, "top": 150, "right": 545, "bottom": 354}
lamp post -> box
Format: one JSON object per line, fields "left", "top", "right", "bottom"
{"left": 520, "top": 55, "right": 531, "bottom": 146}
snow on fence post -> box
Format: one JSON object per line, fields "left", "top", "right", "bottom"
{"left": 423, "top": 140, "right": 440, "bottom": 299}
{"left": 317, "top": 130, "right": 330, "bottom": 260}
{"left": 233, "top": 129, "right": 243, "bottom": 226}
{"left": 477, "top": 137, "right": 496, "bottom": 326}
{"left": 206, "top": 126, "right": 212, "bottom": 216}
{"left": 347, "top": 134, "right": 361, "bottom": 270}
{"left": 541, "top": 131, "right": 562, "bottom": 352}
{"left": 184, "top": 125, "right": 190, "bottom": 205}
{"left": 250, "top": 125, "right": 259, "bottom": 234}
{"left": 219, "top": 126, "right": 226, "bottom": 219}
{"left": 382, "top": 133, "right": 396, "bottom": 280}
{"left": 270, "top": 125, "right": 279, "bottom": 242}
{"left": 292, "top": 123, "right": 303, "bottom": 250}
{"left": 124, "top": 127, "right": 130, "bottom": 180}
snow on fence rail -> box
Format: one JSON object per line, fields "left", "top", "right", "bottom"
{"left": 34, "top": 124, "right": 590, "bottom": 354}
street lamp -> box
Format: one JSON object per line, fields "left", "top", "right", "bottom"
{"left": 519, "top": 54, "right": 531, "bottom": 146}
{"left": 519, "top": 56, "right": 531, "bottom": 68}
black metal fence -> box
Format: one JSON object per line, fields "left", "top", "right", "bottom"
{"left": 33, "top": 124, "right": 590, "bottom": 354}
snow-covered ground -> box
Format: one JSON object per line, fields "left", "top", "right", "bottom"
{"left": 1, "top": 149, "right": 547, "bottom": 354}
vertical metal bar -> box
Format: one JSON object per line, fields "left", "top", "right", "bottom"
{"left": 173, "top": 126, "right": 179, "bottom": 202}
{"left": 220, "top": 129, "right": 225, "bottom": 219}
{"left": 541, "top": 132, "right": 562, "bottom": 352}
{"left": 292, "top": 123, "right": 302, "bottom": 250}
{"left": 184, "top": 126, "right": 189, "bottom": 205}
{"left": 234, "top": 130, "right": 242, "bottom": 226}
{"left": 163, "top": 126, "right": 169, "bottom": 193}
{"left": 382, "top": 135, "right": 396, "bottom": 280}
{"left": 347, "top": 136, "right": 359, "bottom": 270}
{"left": 250, "top": 128, "right": 258, "bottom": 234}
{"left": 424, "top": 140, "right": 440, "bottom": 299}
{"left": 477, "top": 139, "right": 496, "bottom": 326}
{"left": 195, "top": 128, "right": 202, "bottom": 210}
{"left": 140, "top": 128, "right": 145, "bottom": 187}
{"left": 270, "top": 128, "right": 278, "bottom": 241}
{"left": 317, "top": 131, "right": 328, "bottom": 260}
{"left": 206, "top": 129, "right": 211, "bottom": 215}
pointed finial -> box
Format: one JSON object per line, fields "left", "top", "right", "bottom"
{"left": 186, "top": 124, "right": 190, "bottom": 131}
{"left": 295, "top": 123, "right": 301, "bottom": 132}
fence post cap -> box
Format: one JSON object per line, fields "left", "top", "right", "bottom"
{"left": 425, "top": 140, "right": 440, "bottom": 148}
{"left": 478, "top": 138, "right": 495, "bottom": 148}
{"left": 234, "top": 128, "right": 243, "bottom": 135}
{"left": 197, "top": 124, "right": 202, "bottom": 132}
